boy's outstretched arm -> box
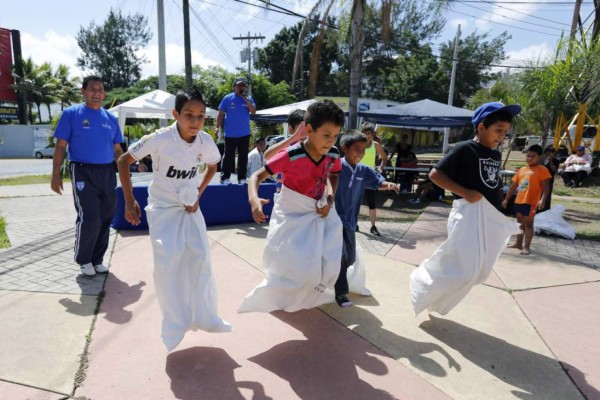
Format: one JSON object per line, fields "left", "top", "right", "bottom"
{"left": 117, "top": 152, "right": 142, "bottom": 225}
{"left": 248, "top": 167, "right": 272, "bottom": 223}
{"left": 429, "top": 168, "right": 482, "bottom": 203}
{"left": 379, "top": 181, "right": 399, "bottom": 193}
{"left": 264, "top": 122, "right": 307, "bottom": 161}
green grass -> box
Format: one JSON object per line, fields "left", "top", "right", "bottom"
{"left": 0, "top": 174, "right": 70, "bottom": 186}
{"left": 553, "top": 198, "right": 600, "bottom": 241}
{"left": 0, "top": 216, "right": 10, "bottom": 249}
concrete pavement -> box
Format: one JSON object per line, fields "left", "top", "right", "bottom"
{"left": 0, "top": 184, "right": 599, "bottom": 399}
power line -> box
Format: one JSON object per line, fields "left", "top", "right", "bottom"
{"left": 442, "top": 5, "right": 564, "bottom": 37}
{"left": 171, "top": 0, "right": 239, "bottom": 68}
{"left": 456, "top": 0, "right": 571, "bottom": 28}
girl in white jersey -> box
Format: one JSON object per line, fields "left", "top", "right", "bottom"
{"left": 117, "top": 87, "right": 231, "bottom": 351}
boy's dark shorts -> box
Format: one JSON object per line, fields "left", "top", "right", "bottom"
{"left": 364, "top": 189, "right": 376, "bottom": 209}
{"left": 513, "top": 202, "right": 532, "bottom": 217}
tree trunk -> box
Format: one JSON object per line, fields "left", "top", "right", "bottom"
{"left": 348, "top": 0, "right": 366, "bottom": 129}
{"left": 36, "top": 103, "right": 42, "bottom": 124}
{"left": 46, "top": 103, "right": 52, "bottom": 121}
{"left": 593, "top": 0, "right": 600, "bottom": 40}
{"left": 308, "top": 6, "right": 332, "bottom": 98}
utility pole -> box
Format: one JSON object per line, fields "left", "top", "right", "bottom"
{"left": 157, "top": 0, "right": 167, "bottom": 92}
{"left": 183, "top": 0, "right": 193, "bottom": 87}
{"left": 443, "top": 24, "right": 461, "bottom": 155}
{"left": 233, "top": 32, "right": 264, "bottom": 97}
{"left": 569, "top": 0, "right": 583, "bottom": 44}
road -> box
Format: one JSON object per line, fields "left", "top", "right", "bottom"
{"left": 0, "top": 159, "right": 53, "bottom": 179}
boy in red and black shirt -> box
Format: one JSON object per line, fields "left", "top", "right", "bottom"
{"left": 239, "top": 100, "right": 345, "bottom": 313}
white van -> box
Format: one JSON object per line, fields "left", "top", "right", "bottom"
{"left": 568, "top": 125, "right": 597, "bottom": 150}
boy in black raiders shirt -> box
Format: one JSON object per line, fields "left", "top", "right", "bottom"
{"left": 430, "top": 102, "right": 521, "bottom": 210}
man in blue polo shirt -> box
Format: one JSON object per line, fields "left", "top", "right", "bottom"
{"left": 51, "top": 75, "right": 123, "bottom": 277}
{"left": 215, "top": 77, "right": 256, "bottom": 185}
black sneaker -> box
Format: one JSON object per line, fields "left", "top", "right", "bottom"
{"left": 370, "top": 225, "right": 381, "bottom": 236}
{"left": 336, "top": 295, "right": 353, "bottom": 307}
{"left": 355, "top": 225, "right": 360, "bottom": 232}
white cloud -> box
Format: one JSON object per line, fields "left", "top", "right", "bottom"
{"left": 506, "top": 42, "right": 553, "bottom": 65}
{"left": 139, "top": 43, "right": 222, "bottom": 77}
{"left": 449, "top": 18, "right": 468, "bottom": 31}
{"left": 234, "top": 1, "right": 262, "bottom": 21}
{"left": 20, "top": 30, "right": 82, "bottom": 77}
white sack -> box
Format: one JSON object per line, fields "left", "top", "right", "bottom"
{"left": 238, "top": 185, "right": 343, "bottom": 313}
{"left": 347, "top": 244, "right": 371, "bottom": 296}
{"left": 574, "top": 164, "right": 592, "bottom": 173}
{"left": 534, "top": 205, "right": 576, "bottom": 240}
{"left": 410, "top": 198, "right": 520, "bottom": 316}
{"left": 146, "top": 194, "right": 231, "bottom": 352}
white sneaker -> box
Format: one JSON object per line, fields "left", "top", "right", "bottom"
{"left": 221, "top": 179, "right": 232, "bottom": 185}
{"left": 81, "top": 263, "right": 96, "bottom": 276}
{"left": 94, "top": 264, "right": 109, "bottom": 273}
{"left": 239, "top": 179, "right": 247, "bottom": 185}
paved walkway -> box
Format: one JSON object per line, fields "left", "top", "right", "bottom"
{"left": 0, "top": 185, "right": 599, "bottom": 399}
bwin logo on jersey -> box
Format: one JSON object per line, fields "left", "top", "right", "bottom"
{"left": 479, "top": 158, "right": 500, "bottom": 188}
{"left": 166, "top": 165, "right": 198, "bottom": 179}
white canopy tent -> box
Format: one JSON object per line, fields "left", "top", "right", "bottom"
{"left": 108, "top": 89, "right": 219, "bottom": 135}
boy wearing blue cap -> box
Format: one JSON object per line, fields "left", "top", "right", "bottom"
{"left": 429, "top": 101, "right": 521, "bottom": 209}
{"left": 410, "top": 102, "right": 522, "bottom": 316}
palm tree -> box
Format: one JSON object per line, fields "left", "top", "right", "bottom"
{"left": 513, "top": 33, "right": 600, "bottom": 150}
{"left": 54, "top": 64, "right": 81, "bottom": 111}
{"left": 289, "top": 0, "right": 452, "bottom": 129}
{"left": 18, "top": 57, "right": 43, "bottom": 124}
{"left": 37, "top": 62, "right": 60, "bottom": 122}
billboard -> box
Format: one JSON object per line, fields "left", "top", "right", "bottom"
{"left": 0, "top": 28, "right": 16, "bottom": 102}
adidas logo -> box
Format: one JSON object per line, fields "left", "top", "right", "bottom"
{"left": 166, "top": 165, "right": 198, "bottom": 179}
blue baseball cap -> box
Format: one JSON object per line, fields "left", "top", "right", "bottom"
{"left": 472, "top": 102, "right": 521, "bottom": 128}
{"left": 577, "top": 145, "right": 586, "bottom": 151}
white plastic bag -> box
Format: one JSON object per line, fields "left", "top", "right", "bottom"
{"left": 238, "top": 185, "right": 343, "bottom": 313}
{"left": 410, "top": 198, "right": 520, "bottom": 316}
{"left": 534, "top": 205, "right": 576, "bottom": 240}
{"left": 146, "top": 185, "right": 232, "bottom": 352}
{"left": 573, "top": 164, "right": 592, "bottom": 173}
{"left": 347, "top": 244, "right": 371, "bottom": 296}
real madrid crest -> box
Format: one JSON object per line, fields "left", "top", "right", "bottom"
{"left": 83, "top": 119, "right": 90, "bottom": 127}
{"left": 197, "top": 153, "right": 203, "bottom": 162}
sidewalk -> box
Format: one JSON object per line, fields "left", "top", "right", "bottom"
{"left": 0, "top": 185, "right": 599, "bottom": 399}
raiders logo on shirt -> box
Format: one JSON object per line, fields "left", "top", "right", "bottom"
{"left": 479, "top": 158, "right": 500, "bottom": 188}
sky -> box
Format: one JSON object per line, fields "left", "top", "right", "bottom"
{"left": 1, "top": 0, "right": 598, "bottom": 80}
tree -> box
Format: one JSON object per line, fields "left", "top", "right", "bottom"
{"left": 255, "top": 19, "right": 341, "bottom": 99}
{"left": 291, "top": 0, "right": 453, "bottom": 128}
{"left": 76, "top": 8, "right": 152, "bottom": 89}
{"left": 54, "top": 64, "right": 81, "bottom": 111}
{"left": 368, "top": 47, "right": 441, "bottom": 103}
{"left": 37, "top": 62, "right": 59, "bottom": 122}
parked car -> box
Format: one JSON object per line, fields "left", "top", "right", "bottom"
{"left": 265, "top": 135, "right": 285, "bottom": 148}
{"left": 568, "top": 125, "right": 597, "bottom": 150}
{"left": 32, "top": 145, "right": 55, "bottom": 159}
